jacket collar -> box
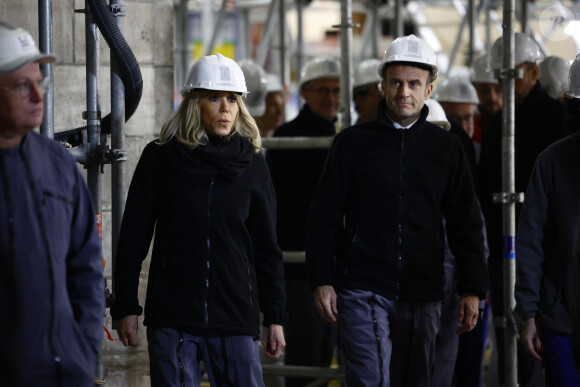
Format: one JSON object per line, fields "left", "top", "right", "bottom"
{"left": 375, "top": 100, "right": 429, "bottom": 132}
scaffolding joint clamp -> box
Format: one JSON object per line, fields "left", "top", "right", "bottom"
{"left": 110, "top": 4, "right": 126, "bottom": 17}
{"left": 494, "top": 67, "right": 523, "bottom": 80}
{"left": 82, "top": 110, "right": 102, "bottom": 121}
{"left": 331, "top": 23, "right": 361, "bottom": 29}
{"left": 492, "top": 192, "right": 524, "bottom": 204}
{"left": 105, "top": 147, "right": 127, "bottom": 162}
{"left": 494, "top": 316, "right": 507, "bottom": 328}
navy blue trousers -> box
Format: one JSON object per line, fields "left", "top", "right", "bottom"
{"left": 542, "top": 326, "right": 580, "bottom": 387}
{"left": 147, "top": 327, "right": 264, "bottom": 387}
{"left": 338, "top": 289, "right": 441, "bottom": 387}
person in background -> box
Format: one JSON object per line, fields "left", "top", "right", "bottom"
{"left": 479, "top": 32, "right": 567, "bottom": 387}
{"left": 434, "top": 76, "right": 482, "bottom": 165}
{"left": 266, "top": 56, "right": 341, "bottom": 387}
{"left": 435, "top": 77, "right": 479, "bottom": 139}
{"left": 0, "top": 22, "right": 104, "bottom": 385}
{"left": 239, "top": 59, "right": 268, "bottom": 119}
{"left": 515, "top": 53, "right": 580, "bottom": 387}
{"left": 538, "top": 55, "right": 571, "bottom": 103}
{"left": 470, "top": 54, "right": 502, "bottom": 145}
{"left": 306, "top": 35, "right": 486, "bottom": 386}
{"left": 255, "top": 73, "right": 288, "bottom": 138}
{"left": 424, "top": 98, "right": 451, "bottom": 131}
{"left": 111, "top": 53, "right": 287, "bottom": 387}
{"left": 352, "top": 58, "right": 383, "bottom": 124}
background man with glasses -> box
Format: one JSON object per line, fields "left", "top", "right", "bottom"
{"left": 0, "top": 22, "right": 104, "bottom": 385}
{"left": 266, "top": 56, "right": 340, "bottom": 387}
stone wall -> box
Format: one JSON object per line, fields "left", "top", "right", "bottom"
{"left": 1, "top": 1, "right": 174, "bottom": 384}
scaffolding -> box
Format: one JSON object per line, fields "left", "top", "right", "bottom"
{"left": 30, "top": 0, "right": 580, "bottom": 384}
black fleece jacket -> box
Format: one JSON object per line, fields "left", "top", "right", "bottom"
{"left": 515, "top": 132, "right": 580, "bottom": 335}
{"left": 266, "top": 104, "right": 336, "bottom": 251}
{"left": 306, "top": 103, "right": 487, "bottom": 302}
{"left": 111, "top": 134, "right": 288, "bottom": 337}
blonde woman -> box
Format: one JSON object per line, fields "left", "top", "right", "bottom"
{"left": 111, "top": 54, "right": 287, "bottom": 387}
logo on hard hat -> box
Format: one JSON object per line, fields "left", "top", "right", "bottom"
{"left": 538, "top": 4, "right": 575, "bottom": 42}
{"left": 218, "top": 65, "right": 233, "bottom": 85}
{"left": 15, "top": 33, "right": 36, "bottom": 55}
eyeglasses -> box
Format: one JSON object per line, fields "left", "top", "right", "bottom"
{"left": 3, "top": 77, "right": 50, "bottom": 99}
{"left": 311, "top": 86, "right": 340, "bottom": 96}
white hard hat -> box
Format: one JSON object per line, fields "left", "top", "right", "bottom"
{"left": 434, "top": 77, "right": 480, "bottom": 104}
{"left": 353, "top": 59, "right": 382, "bottom": 89}
{"left": 264, "top": 73, "right": 286, "bottom": 94}
{"left": 567, "top": 54, "right": 580, "bottom": 99}
{"left": 425, "top": 99, "right": 450, "bottom": 131}
{"left": 0, "top": 22, "right": 55, "bottom": 73}
{"left": 181, "top": 53, "right": 247, "bottom": 96}
{"left": 378, "top": 34, "right": 438, "bottom": 81}
{"left": 490, "top": 33, "right": 543, "bottom": 70}
{"left": 239, "top": 59, "right": 268, "bottom": 116}
{"left": 299, "top": 56, "right": 341, "bottom": 90}
{"left": 538, "top": 56, "right": 571, "bottom": 100}
{"left": 470, "top": 54, "right": 497, "bottom": 84}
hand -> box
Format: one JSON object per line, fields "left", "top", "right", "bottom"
{"left": 521, "top": 318, "right": 542, "bottom": 360}
{"left": 263, "top": 324, "right": 285, "bottom": 359}
{"left": 314, "top": 285, "right": 338, "bottom": 325}
{"left": 116, "top": 315, "right": 139, "bottom": 347}
{"left": 456, "top": 293, "right": 479, "bottom": 334}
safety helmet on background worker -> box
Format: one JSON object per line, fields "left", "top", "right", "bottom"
{"left": 239, "top": 59, "right": 268, "bottom": 116}
{"left": 425, "top": 99, "right": 451, "bottom": 131}
{"left": 568, "top": 54, "right": 580, "bottom": 99}
{"left": 378, "top": 34, "right": 438, "bottom": 81}
{"left": 264, "top": 72, "right": 288, "bottom": 95}
{"left": 181, "top": 53, "right": 248, "bottom": 96}
{"left": 490, "top": 33, "right": 543, "bottom": 71}
{"left": 353, "top": 58, "right": 382, "bottom": 90}
{"left": 0, "top": 21, "right": 55, "bottom": 73}
{"left": 433, "top": 77, "right": 480, "bottom": 104}
{"left": 470, "top": 54, "right": 498, "bottom": 84}
{"left": 538, "top": 56, "right": 571, "bottom": 100}
{"left": 299, "top": 56, "right": 341, "bottom": 90}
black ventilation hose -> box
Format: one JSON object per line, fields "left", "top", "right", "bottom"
{"left": 55, "top": 0, "right": 143, "bottom": 147}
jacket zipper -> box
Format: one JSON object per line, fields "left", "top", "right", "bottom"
{"left": 395, "top": 131, "right": 406, "bottom": 299}
{"left": 20, "top": 147, "right": 62, "bottom": 384}
{"left": 245, "top": 256, "right": 253, "bottom": 305}
{"left": 204, "top": 177, "right": 214, "bottom": 328}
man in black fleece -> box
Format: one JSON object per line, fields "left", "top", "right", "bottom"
{"left": 306, "top": 35, "right": 487, "bottom": 386}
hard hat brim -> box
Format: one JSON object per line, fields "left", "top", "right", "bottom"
{"left": 0, "top": 52, "right": 56, "bottom": 74}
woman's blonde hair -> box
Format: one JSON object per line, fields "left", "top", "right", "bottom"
{"left": 158, "top": 89, "right": 262, "bottom": 153}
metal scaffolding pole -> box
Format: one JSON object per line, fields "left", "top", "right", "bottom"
{"left": 485, "top": 0, "right": 492, "bottom": 53}
{"left": 110, "top": 0, "right": 126, "bottom": 297}
{"left": 256, "top": 0, "right": 280, "bottom": 68}
{"left": 174, "top": 0, "right": 189, "bottom": 90}
{"left": 205, "top": 0, "right": 229, "bottom": 55}
{"left": 357, "top": 0, "right": 379, "bottom": 61}
{"left": 241, "top": 8, "right": 251, "bottom": 59}
{"left": 295, "top": 0, "right": 303, "bottom": 87}
{"left": 393, "top": 0, "right": 403, "bottom": 38}
{"left": 520, "top": 0, "right": 528, "bottom": 33}
{"left": 85, "top": 0, "right": 103, "bottom": 230}
{"left": 277, "top": 0, "right": 290, "bottom": 118}
{"left": 336, "top": 0, "right": 354, "bottom": 128}
{"left": 467, "top": 0, "right": 476, "bottom": 66}
{"left": 496, "top": 0, "right": 519, "bottom": 385}
{"left": 38, "top": 0, "right": 54, "bottom": 138}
